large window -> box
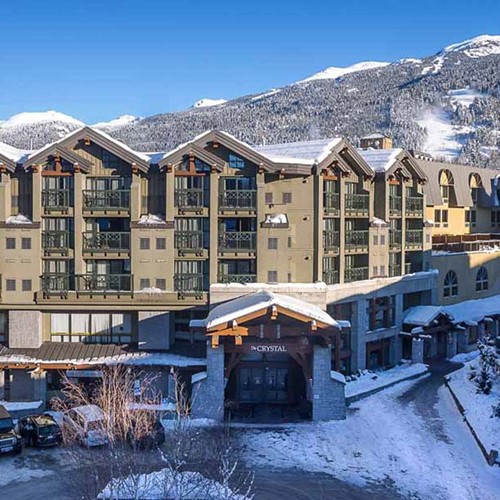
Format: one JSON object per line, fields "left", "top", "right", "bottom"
{"left": 228, "top": 153, "right": 245, "bottom": 170}
{"left": 439, "top": 169, "right": 454, "bottom": 205}
{"left": 101, "top": 150, "right": 122, "bottom": 169}
{"left": 443, "top": 270, "right": 458, "bottom": 298}
{"left": 50, "top": 313, "right": 132, "bottom": 343}
{"left": 476, "top": 267, "right": 488, "bottom": 292}
{"left": 0, "top": 312, "right": 6, "bottom": 344}
{"left": 368, "top": 297, "right": 395, "bottom": 330}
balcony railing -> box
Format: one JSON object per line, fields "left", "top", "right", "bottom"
{"left": 174, "top": 188, "right": 205, "bottom": 209}
{"left": 389, "top": 230, "right": 402, "bottom": 249}
{"left": 345, "top": 230, "right": 369, "bottom": 251}
{"left": 405, "top": 196, "right": 424, "bottom": 215}
{"left": 389, "top": 196, "right": 402, "bottom": 215}
{"left": 76, "top": 274, "right": 133, "bottom": 294}
{"left": 405, "top": 262, "right": 412, "bottom": 274}
{"left": 83, "top": 190, "right": 130, "bottom": 211}
{"left": 344, "top": 267, "right": 369, "bottom": 283}
{"left": 41, "top": 274, "right": 73, "bottom": 295}
{"left": 219, "top": 232, "right": 256, "bottom": 252}
{"left": 323, "top": 192, "right": 340, "bottom": 214}
{"left": 218, "top": 273, "right": 257, "bottom": 284}
{"left": 323, "top": 231, "right": 340, "bottom": 252}
{"left": 174, "top": 231, "right": 205, "bottom": 252}
{"left": 42, "top": 189, "right": 72, "bottom": 211}
{"left": 388, "top": 265, "right": 401, "bottom": 277}
{"left": 174, "top": 273, "right": 206, "bottom": 292}
{"left": 83, "top": 232, "right": 130, "bottom": 252}
{"left": 323, "top": 269, "right": 339, "bottom": 285}
{"left": 345, "top": 193, "right": 369, "bottom": 215}
{"left": 405, "top": 230, "right": 423, "bottom": 248}
{"left": 219, "top": 190, "right": 256, "bottom": 210}
{"left": 42, "top": 230, "right": 73, "bottom": 251}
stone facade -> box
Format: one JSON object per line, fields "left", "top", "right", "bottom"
{"left": 8, "top": 310, "right": 42, "bottom": 349}
{"left": 312, "top": 344, "right": 346, "bottom": 421}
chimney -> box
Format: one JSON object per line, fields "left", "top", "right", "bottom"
{"left": 360, "top": 133, "right": 393, "bottom": 150}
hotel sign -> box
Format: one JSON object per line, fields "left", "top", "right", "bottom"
{"left": 249, "top": 344, "right": 287, "bottom": 353}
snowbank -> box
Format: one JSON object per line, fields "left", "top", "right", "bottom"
{"left": 447, "top": 360, "right": 499, "bottom": 453}
{"left": 345, "top": 363, "right": 428, "bottom": 399}
{"left": 0, "top": 400, "right": 42, "bottom": 411}
{"left": 449, "top": 350, "right": 480, "bottom": 364}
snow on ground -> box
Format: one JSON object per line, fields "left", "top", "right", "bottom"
{"left": 448, "top": 88, "right": 487, "bottom": 108}
{"left": 241, "top": 378, "right": 500, "bottom": 500}
{"left": 421, "top": 55, "right": 445, "bottom": 75}
{"left": 449, "top": 350, "right": 480, "bottom": 364}
{"left": 297, "top": 61, "right": 389, "bottom": 83}
{"left": 447, "top": 359, "right": 500, "bottom": 452}
{"left": 0, "top": 111, "right": 83, "bottom": 129}
{"left": 345, "top": 362, "right": 428, "bottom": 398}
{"left": 417, "top": 107, "right": 474, "bottom": 159}
{"left": 250, "top": 89, "right": 281, "bottom": 102}
{"left": 192, "top": 98, "right": 227, "bottom": 108}
{"left": 93, "top": 115, "right": 140, "bottom": 130}
{"left": 0, "top": 459, "right": 52, "bottom": 487}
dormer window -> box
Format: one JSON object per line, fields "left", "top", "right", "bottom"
{"left": 439, "top": 169, "right": 454, "bottom": 205}
{"left": 469, "top": 173, "right": 482, "bottom": 206}
{"left": 228, "top": 153, "right": 245, "bottom": 170}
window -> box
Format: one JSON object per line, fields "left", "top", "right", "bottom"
{"left": 265, "top": 192, "right": 273, "bottom": 204}
{"left": 228, "top": 153, "right": 245, "bottom": 169}
{"left": 6, "top": 238, "right": 15, "bottom": 250}
{"left": 0, "top": 312, "right": 6, "bottom": 343}
{"left": 476, "top": 267, "right": 488, "bottom": 292}
{"left": 380, "top": 235, "right": 386, "bottom": 246}
{"left": 156, "top": 238, "right": 166, "bottom": 250}
{"left": 6, "top": 279, "right": 15, "bottom": 291}
{"left": 282, "top": 192, "right": 292, "bottom": 204}
{"left": 380, "top": 265, "right": 385, "bottom": 276}
{"left": 439, "top": 169, "right": 454, "bottom": 205}
{"left": 434, "top": 209, "right": 441, "bottom": 225}
{"left": 22, "top": 279, "right": 32, "bottom": 292}
{"left": 139, "top": 278, "right": 150, "bottom": 289}
{"left": 368, "top": 296, "right": 395, "bottom": 330}
{"left": 469, "top": 173, "right": 482, "bottom": 206}
{"left": 21, "top": 237, "right": 31, "bottom": 250}
{"left": 139, "top": 238, "right": 150, "bottom": 250}
{"left": 373, "top": 266, "right": 378, "bottom": 276}
{"left": 442, "top": 209, "right": 448, "bottom": 226}
{"left": 287, "top": 272, "right": 292, "bottom": 283}
{"left": 156, "top": 279, "right": 166, "bottom": 291}
{"left": 435, "top": 209, "right": 448, "bottom": 227}
{"left": 373, "top": 235, "right": 379, "bottom": 246}
{"left": 267, "top": 270, "right": 278, "bottom": 283}
{"left": 288, "top": 236, "right": 292, "bottom": 248}
{"left": 443, "top": 270, "right": 458, "bottom": 298}
{"left": 101, "top": 149, "right": 122, "bottom": 169}
{"left": 268, "top": 237, "right": 278, "bottom": 250}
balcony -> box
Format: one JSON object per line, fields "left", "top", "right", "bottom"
{"left": 405, "top": 230, "right": 423, "bottom": 249}
{"left": 389, "top": 196, "right": 402, "bottom": 215}
{"left": 218, "top": 273, "right": 257, "bottom": 284}
{"left": 388, "top": 265, "right": 401, "bottom": 277}
{"left": 345, "top": 193, "right": 369, "bottom": 215}
{"left": 174, "top": 273, "right": 206, "bottom": 293}
{"left": 174, "top": 188, "right": 205, "bottom": 210}
{"left": 75, "top": 274, "right": 133, "bottom": 294}
{"left": 405, "top": 262, "right": 412, "bottom": 274}
{"left": 345, "top": 230, "right": 369, "bottom": 251}
{"left": 323, "top": 192, "right": 340, "bottom": 215}
{"left": 42, "top": 231, "right": 73, "bottom": 253}
{"left": 389, "top": 230, "right": 402, "bottom": 250}
{"left": 83, "top": 232, "right": 130, "bottom": 253}
{"left": 83, "top": 190, "right": 130, "bottom": 212}
{"left": 323, "top": 231, "right": 340, "bottom": 252}
{"left": 41, "top": 274, "right": 73, "bottom": 298}
{"left": 405, "top": 196, "right": 424, "bottom": 216}
{"left": 322, "top": 269, "right": 339, "bottom": 285}
{"left": 174, "top": 231, "right": 205, "bottom": 253}
{"left": 42, "top": 189, "right": 72, "bottom": 212}
{"left": 344, "top": 267, "right": 369, "bottom": 283}
{"left": 219, "top": 190, "right": 256, "bottom": 211}
{"left": 218, "top": 232, "right": 256, "bottom": 252}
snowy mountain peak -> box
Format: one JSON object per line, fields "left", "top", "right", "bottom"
{"left": 0, "top": 110, "right": 84, "bottom": 129}
{"left": 298, "top": 61, "right": 390, "bottom": 83}
{"left": 192, "top": 98, "right": 227, "bottom": 109}
{"left": 93, "top": 115, "right": 140, "bottom": 130}
{"left": 442, "top": 34, "right": 500, "bottom": 58}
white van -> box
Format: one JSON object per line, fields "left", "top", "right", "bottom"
{"left": 63, "top": 404, "right": 109, "bottom": 447}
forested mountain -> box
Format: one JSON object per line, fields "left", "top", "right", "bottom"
{"left": 1, "top": 35, "right": 499, "bottom": 167}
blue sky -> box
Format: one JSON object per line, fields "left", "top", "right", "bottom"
{"left": 1, "top": 0, "right": 499, "bottom": 123}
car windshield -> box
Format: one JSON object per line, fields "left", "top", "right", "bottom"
{"left": 87, "top": 420, "right": 103, "bottom": 432}
{"left": 0, "top": 417, "right": 13, "bottom": 432}
{"left": 38, "top": 425, "right": 58, "bottom": 436}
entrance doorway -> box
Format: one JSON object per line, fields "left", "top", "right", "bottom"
{"left": 238, "top": 364, "right": 289, "bottom": 404}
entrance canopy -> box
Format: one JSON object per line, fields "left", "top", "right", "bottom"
{"left": 190, "top": 290, "right": 343, "bottom": 348}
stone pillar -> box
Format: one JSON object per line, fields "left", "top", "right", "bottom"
{"left": 446, "top": 330, "right": 458, "bottom": 359}
{"left": 209, "top": 171, "right": 219, "bottom": 285}
{"left": 137, "top": 311, "right": 170, "bottom": 350}
{"left": 8, "top": 310, "right": 42, "bottom": 348}
{"left": 430, "top": 334, "right": 438, "bottom": 358}
{"left": 411, "top": 337, "right": 424, "bottom": 364}
{"left": 389, "top": 335, "right": 402, "bottom": 366}
{"left": 312, "top": 344, "right": 346, "bottom": 421}
{"left": 130, "top": 169, "right": 141, "bottom": 221}
{"left": 191, "top": 343, "right": 225, "bottom": 421}
{"left": 351, "top": 299, "right": 368, "bottom": 371}
{"left": 32, "top": 371, "right": 47, "bottom": 404}
{"left": 457, "top": 328, "right": 467, "bottom": 353}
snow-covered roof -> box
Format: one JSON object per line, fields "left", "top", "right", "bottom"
{"left": 0, "top": 142, "right": 31, "bottom": 164}
{"left": 357, "top": 148, "right": 403, "bottom": 173}
{"left": 404, "top": 294, "right": 500, "bottom": 327}
{"left": 361, "top": 133, "right": 388, "bottom": 140}
{"left": 254, "top": 137, "right": 343, "bottom": 165}
{"left": 194, "top": 290, "right": 340, "bottom": 330}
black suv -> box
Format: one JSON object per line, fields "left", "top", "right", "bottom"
{"left": 18, "top": 414, "right": 62, "bottom": 448}
{"left": 0, "top": 405, "right": 22, "bottom": 454}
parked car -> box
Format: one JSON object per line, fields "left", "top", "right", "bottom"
{"left": 18, "top": 414, "right": 62, "bottom": 448}
{"left": 0, "top": 405, "right": 22, "bottom": 455}
{"left": 63, "top": 404, "right": 109, "bottom": 447}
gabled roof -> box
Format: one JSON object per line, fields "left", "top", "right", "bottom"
{"left": 358, "top": 148, "right": 427, "bottom": 181}
{"left": 24, "top": 126, "right": 150, "bottom": 172}
{"left": 192, "top": 290, "right": 340, "bottom": 331}
{"left": 158, "top": 141, "right": 225, "bottom": 171}
{"left": 23, "top": 144, "right": 94, "bottom": 173}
